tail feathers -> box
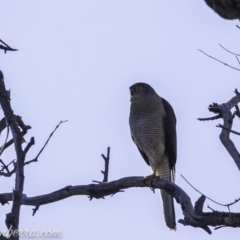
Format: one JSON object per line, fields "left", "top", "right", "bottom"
{"left": 161, "top": 189, "right": 176, "bottom": 230}
{"left": 155, "top": 162, "right": 176, "bottom": 230}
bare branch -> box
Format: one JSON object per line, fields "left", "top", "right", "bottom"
{"left": 32, "top": 206, "right": 39, "bottom": 216}
{"left": 199, "top": 89, "right": 240, "bottom": 170}
{"left": 198, "top": 114, "right": 221, "bottom": 121}
{"left": 198, "top": 49, "right": 240, "bottom": 71}
{"left": 217, "top": 124, "right": 240, "bottom": 136}
{"left": 0, "top": 39, "right": 18, "bottom": 53}
{"left": 101, "top": 147, "right": 110, "bottom": 182}
{"left": 26, "top": 120, "right": 67, "bottom": 164}
{"left": 0, "top": 176, "right": 239, "bottom": 233}
{"left": 181, "top": 175, "right": 240, "bottom": 208}
{"left": 0, "top": 160, "right": 16, "bottom": 177}
{"left": 0, "top": 120, "right": 66, "bottom": 178}
{"left": 24, "top": 137, "right": 35, "bottom": 154}
{"left": 0, "top": 116, "right": 31, "bottom": 154}
{"left": 0, "top": 176, "right": 214, "bottom": 234}
{"left": 236, "top": 56, "right": 240, "bottom": 66}
{"left": 219, "top": 44, "right": 240, "bottom": 56}
{"left": 0, "top": 124, "right": 9, "bottom": 156}
{"left": 91, "top": 147, "right": 111, "bottom": 199}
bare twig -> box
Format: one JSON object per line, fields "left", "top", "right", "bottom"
{"left": 101, "top": 147, "right": 110, "bottom": 182}
{"left": 0, "top": 124, "right": 9, "bottom": 156}
{"left": 26, "top": 120, "right": 67, "bottom": 164}
{"left": 198, "top": 114, "right": 221, "bottom": 121}
{"left": 217, "top": 124, "right": 240, "bottom": 136}
{"left": 32, "top": 206, "right": 39, "bottom": 216}
{"left": 207, "top": 205, "right": 216, "bottom": 212}
{"left": 0, "top": 116, "right": 31, "bottom": 154}
{"left": 0, "top": 39, "right": 18, "bottom": 53}
{"left": 219, "top": 44, "right": 240, "bottom": 56}
{"left": 198, "top": 49, "right": 240, "bottom": 71}
{"left": 0, "top": 159, "right": 11, "bottom": 174}
{"left": 24, "top": 137, "right": 35, "bottom": 154}
{"left": 235, "top": 105, "right": 240, "bottom": 118}
{"left": 236, "top": 56, "right": 240, "bottom": 66}
{"left": 181, "top": 175, "right": 240, "bottom": 208}
{"left": 92, "top": 147, "right": 110, "bottom": 185}
{"left": 0, "top": 160, "right": 16, "bottom": 177}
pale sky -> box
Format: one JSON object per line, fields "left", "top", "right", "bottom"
{"left": 1, "top": 1, "right": 240, "bottom": 239}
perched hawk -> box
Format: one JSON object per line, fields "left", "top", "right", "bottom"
{"left": 129, "top": 82, "right": 177, "bottom": 230}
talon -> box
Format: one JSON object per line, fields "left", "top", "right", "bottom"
{"left": 144, "top": 173, "right": 157, "bottom": 192}
{"left": 150, "top": 186, "right": 155, "bottom": 193}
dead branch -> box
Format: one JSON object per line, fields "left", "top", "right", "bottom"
{"left": 0, "top": 176, "right": 240, "bottom": 234}
{"left": 0, "top": 71, "right": 26, "bottom": 239}
{"left": 0, "top": 39, "right": 18, "bottom": 53}
{"left": 0, "top": 120, "right": 66, "bottom": 177}
{"left": 0, "top": 116, "right": 31, "bottom": 154}
{"left": 217, "top": 124, "right": 240, "bottom": 136}
{"left": 198, "top": 49, "right": 240, "bottom": 71}
{"left": 101, "top": 147, "right": 110, "bottom": 182}
{"left": 181, "top": 175, "right": 240, "bottom": 208}
{"left": 91, "top": 147, "right": 111, "bottom": 199}
{"left": 25, "top": 120, "right": 67, "bottom": 165}
{"left": 198, "top": 89, "right": 240, "bottom": 170}
{"left": 219, "top": 44, "right": 240, "bottom": 56}
{"left": 198, "top": 114, "right": 221, "bottom": 121}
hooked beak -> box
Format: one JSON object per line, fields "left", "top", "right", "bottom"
{"left": 130, "top": 89, "right": 135, "bottom": 96}
{"left": 130, "top": 87, "right": 136, "bottom": 97}
{"left": 129, "top": 88, "right": 135, "bottom": 101}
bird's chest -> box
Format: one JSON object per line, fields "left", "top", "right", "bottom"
{"left": 130, "top": 109, "right": 166, "bottom": 156}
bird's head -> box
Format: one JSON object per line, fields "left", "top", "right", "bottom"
{"left": 129, "top": 82, "right": 156, "bottom": 102}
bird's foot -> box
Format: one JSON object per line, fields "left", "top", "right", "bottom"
{"left": 144, "top": 174, "right": 156, "bottom": 193}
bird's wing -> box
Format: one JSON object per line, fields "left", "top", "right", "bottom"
{"left": 161, "top": 98, "right": 177, "bottom": 175}
{"left": 131, "top": 134, "right": 150, "bottom": 166}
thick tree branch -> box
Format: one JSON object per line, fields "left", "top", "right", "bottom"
{"left": 0, "top": 176, "right": 240, "bottom": 234}
{"left": 0, "top": 71, "right": 25, "bottom": 239}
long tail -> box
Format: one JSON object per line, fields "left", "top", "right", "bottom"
{"left": 160, "top": 189, "right": 176, "bottom": 230}
{"left": 156, "top": 164, "right": 176, "bottom": 230}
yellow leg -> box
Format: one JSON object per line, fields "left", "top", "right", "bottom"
{"left": 144, "top": 169, "right": 158, "bottom": 191}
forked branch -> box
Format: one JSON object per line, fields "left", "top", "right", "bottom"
{"left": 198, "top": 89, "right": 240, "bottom": 170}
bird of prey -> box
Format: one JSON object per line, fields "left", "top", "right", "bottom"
{"left": 205, "top": 0, "right": 240, "bottom": 19}
{"left": 129, "top": 82, "right": 177, "bottom": 230}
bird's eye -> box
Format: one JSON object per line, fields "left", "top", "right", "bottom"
{"left": 137, "top": 87, "right": 143, "bottom": 91}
